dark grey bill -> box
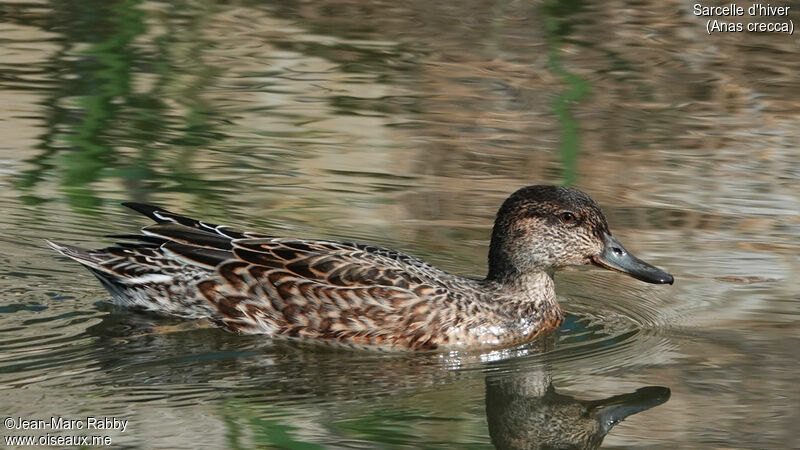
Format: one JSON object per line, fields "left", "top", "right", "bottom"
{"left": 591, "top": 233, "right": 674, "bottom": 284}
{"left": 593, "top": 386, "right": 671, "bottom": 434}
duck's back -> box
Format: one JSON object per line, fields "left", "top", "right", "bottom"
{"left": 201, "top": 236, "right": 470, "bottom": 349}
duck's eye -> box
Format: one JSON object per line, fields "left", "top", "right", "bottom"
{"left": 560, "top": 212, "right": 578, "bottom": 225}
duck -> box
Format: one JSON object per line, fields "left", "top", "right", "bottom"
{"left": 48, "top": 185, "right": 673, "bottom": 351}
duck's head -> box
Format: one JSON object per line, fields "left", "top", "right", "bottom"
{"left": 487, "top": 185, "right": 673, "bottom": 284}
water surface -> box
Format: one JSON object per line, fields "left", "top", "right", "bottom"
{"left": 1, "top": 0, "right": 799, "bottom": 448}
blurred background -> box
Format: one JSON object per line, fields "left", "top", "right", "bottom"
{"left": 1, "top": 0, "right": 799, "bottom": 448}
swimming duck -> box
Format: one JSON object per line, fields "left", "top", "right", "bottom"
{"left": 48, "top": 185, "right": 672, "bottom": 351}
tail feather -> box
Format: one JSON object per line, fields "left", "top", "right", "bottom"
{"left": 46, "top": 240, "right": 129, "bottom": 289}
{"left": 46, "top": 239, "right": 157, "bottom": 278}
{"left": 45, "top": 240, "right": 106, "bottom": 270}
{"left": 47, "top": 239, "right": 215, "bottom": 318}
{"left": 48, "top": 203, "right": 246, "bottom": 321}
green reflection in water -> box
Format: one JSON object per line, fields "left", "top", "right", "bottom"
{"left": 331, "top": 408, "right": 485, "bottom": 449}
{"left": 15, "top": 0, "right": 226, "bottom": 213}
{"left": 222, "top": 402, "right": 325, "bottom": 450}
{"left": 541, "top": 0, "right": 591, "bottom": 187}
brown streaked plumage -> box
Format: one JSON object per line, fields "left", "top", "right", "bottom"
{"left": 48, "top": 186, "right": 673, "bottom": 351}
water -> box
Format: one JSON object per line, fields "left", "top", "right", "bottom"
{"left": 1, "top": 0, "right": 799, "bottom": 448}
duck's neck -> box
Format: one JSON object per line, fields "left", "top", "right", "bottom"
{"left": 483, "top": 271, "right": 558, "bottom": 309}
{"left": 486, "top": 226, "right": 517, "bottom": 282}
{"left": 485, "top": 235, "right": 554, "bottom": 295}
{"left": 480, "top": 271, "right": 564, "bottom": 338}
{"left": 486, "top": 216, "right": 549, "bottom": 282}
{"left": 485, "top": 221, "right": 561, "bottom": 316}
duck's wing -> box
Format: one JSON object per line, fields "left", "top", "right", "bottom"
{"left": 198, "top": 237, "right": 456, "bottom": 349}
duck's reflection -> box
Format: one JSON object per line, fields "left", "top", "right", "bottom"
{"left": 485, "top": 371, "right": 669, "bottom": 450}
{"left": 85, "top": 315, "right": 669, "bottom": 448}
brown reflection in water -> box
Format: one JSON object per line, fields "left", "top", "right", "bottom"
{"left": 486, "top": 373, "right": 669, "bottom": 450}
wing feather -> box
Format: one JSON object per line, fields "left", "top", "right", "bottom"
{"left": 142, "top": 223, "right": 234, "bottom": 250}
{"left": 194, "top": 238, "right": 452, "bottom": 349}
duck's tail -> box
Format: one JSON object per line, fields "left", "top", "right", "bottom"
{"left": 46, "top": 239, "right": 137, "bottom": 304}
{"left": 46, "top": 239, "right": 217, "bottom": 319}
{"left": 46, "top": 239, "right": 107, "bottom": 271}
